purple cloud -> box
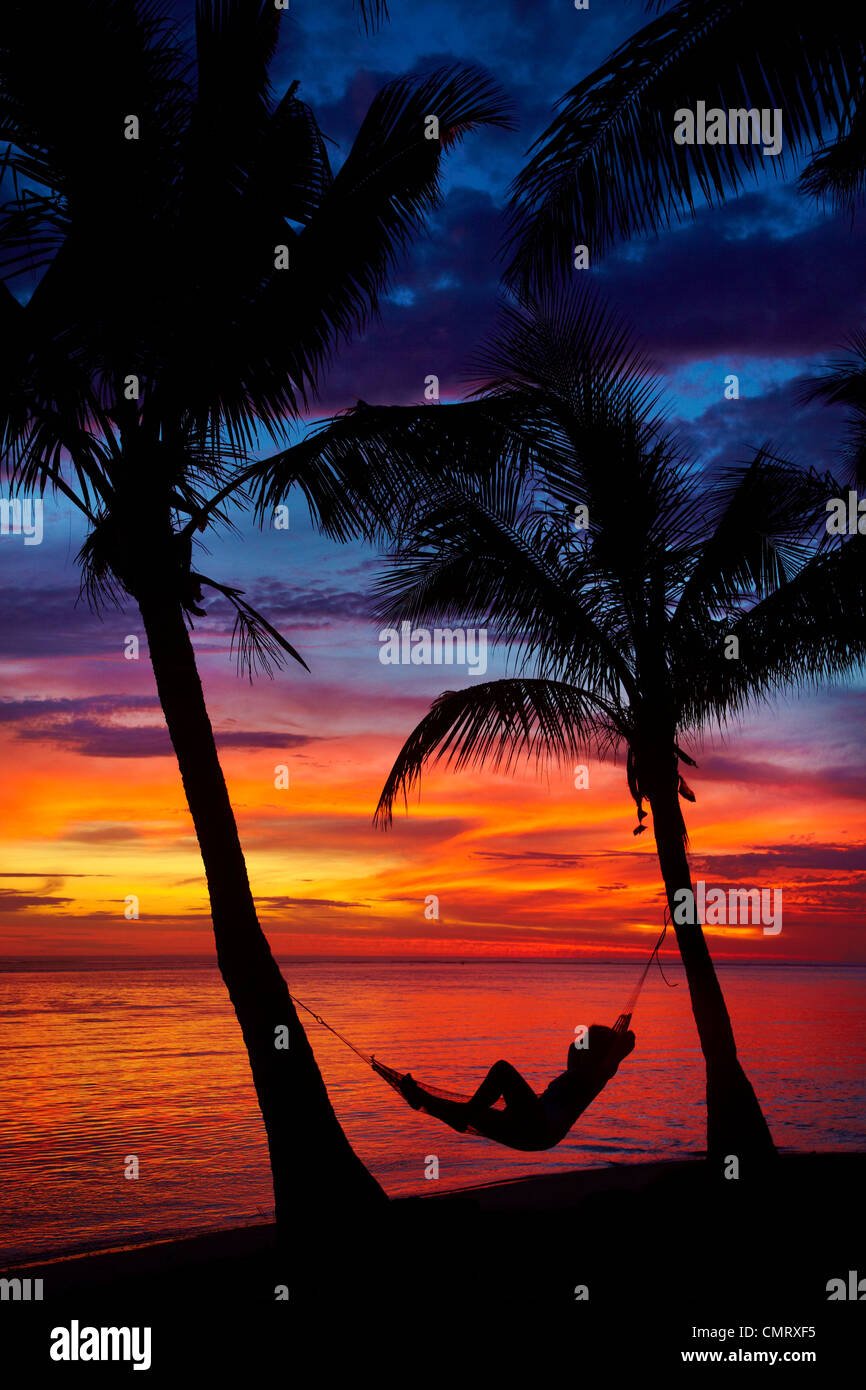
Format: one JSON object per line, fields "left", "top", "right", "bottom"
{"left": 0, "top": 695, "right": 316, "bottom": 758}
{"left": 0, "top": 888, "right": 76, "bottom": 912}
{"left": 694, "top": 843, "right": 866, "bottom": 875}
{"left": 0, "top": 587, "right": 138, "bottom": 657}
{"left": 700, "top": 751, "right": 866, "bottom": 801}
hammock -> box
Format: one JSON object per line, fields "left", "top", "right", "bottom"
{"left": 287, "top": 915, "right": 676, "bottom": 1150}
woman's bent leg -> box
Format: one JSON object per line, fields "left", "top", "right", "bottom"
{"left": 469, "top": 1059, "right": 538, "bottom": 1115}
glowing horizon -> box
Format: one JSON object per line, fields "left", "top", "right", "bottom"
{"left": 3, "top": 543, "right": 864, "bottom": 964}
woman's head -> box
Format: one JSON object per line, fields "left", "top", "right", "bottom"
{"left": 567, "top": 1024, "right": 615, "bottom": 1069}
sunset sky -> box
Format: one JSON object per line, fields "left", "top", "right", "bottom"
{"left": 2, "top": 0, "right": 865, "bottom": 963}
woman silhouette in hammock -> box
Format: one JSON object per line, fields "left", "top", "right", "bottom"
{"left": 399, "top": 1024, "right": 635, "bottom": 1152}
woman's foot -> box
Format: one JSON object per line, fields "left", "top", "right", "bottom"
{"left": 400, "top": 1073, "right": 424, "bottom": 1110}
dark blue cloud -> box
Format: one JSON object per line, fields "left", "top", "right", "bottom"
{"left": 598, "top": 187, "right": 866, "bottom": 366}
{"left": 671, "top": 374, "right": 848, "bottom": 473}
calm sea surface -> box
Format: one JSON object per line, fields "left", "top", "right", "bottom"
{"left": 1, "top": 959, "right": 864, "bottom": 1263}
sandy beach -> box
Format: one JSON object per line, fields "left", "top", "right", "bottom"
{"left": 4, "top": 1153, "right": 863, "bottom": 1376}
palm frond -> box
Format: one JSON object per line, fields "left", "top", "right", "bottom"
{"left": 185, "top": 0, "right": 281, "bottom": 206}
{"left": 76, "top": 525, "right": 127, "bottom": 613}
{"left": 505, "top": 0, "right": 863, "bottom": 282}
{"left": 197, "top": 575, "right": 310, "bottom": 681}
{"left": 799, "top": 89, "right": 866, "bottom": 216}
{"left": 799, "top": 334, "right": 866, "bottom": 487}
{"left": 679, "top": 534, "right": 866, "bottom": 729}
{"left": 248, "top": 85, "right": 334, "bottom": 226}
{"left": 253, "top": 395, "right": 529, "bottom": 543}
{"left": 469, "top": 283, "right": 662, "bottom": 425}
{"left": 0, "top": 0, "right": 191, "bottom": 207}
{"left": 374, "top": 677, "right": 619, "bottom": 826}
{"left": 671, "top": 451, "right": 833, "bottom": 638}
{"left": 356, "top": 0, "right": 389, "bottom": 33}
{"left": 265, "top": 65, "right": 513, "bottom": 402}
{"left": 0, "top": 187, "right": 66, "bottom": 282}
{"left": 373, "top": 461, "right": 635, "bottom": 701}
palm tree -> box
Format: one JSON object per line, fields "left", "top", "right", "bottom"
{"left": 0, "top": 0, "right": 511, "bottom": 1226}
{"left": 288, "top": 288, "right": 866, "bottom": 1163}
{"left": 504, "top": 0, "right": 866, "bottom": 286}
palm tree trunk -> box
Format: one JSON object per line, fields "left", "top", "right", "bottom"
{"left": 646, "top": 771, "right": 776, "bottom": 1168}
{"left": 137, "top": 591, "right": 387, "bottom": 1228}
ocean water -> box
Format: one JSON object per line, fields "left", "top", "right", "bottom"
{"left": 1, "top": 958, "right": 863, "bottom": 1264}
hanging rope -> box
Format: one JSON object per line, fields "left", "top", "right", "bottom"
{"left": 612, "top": 908, "right": 678, "bottom": 1033}
{"left": 288, "top": 992, "right": 374, "bottom": 1066}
